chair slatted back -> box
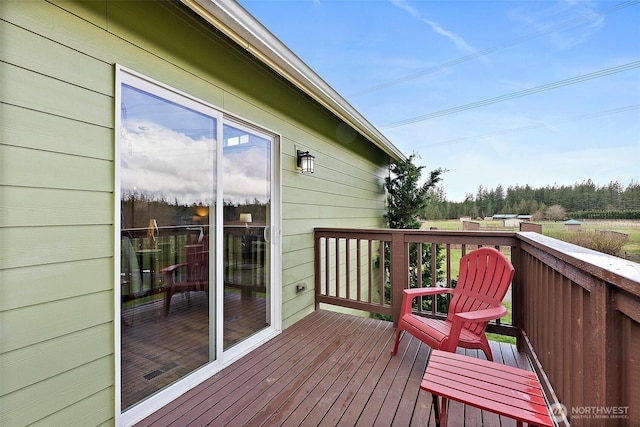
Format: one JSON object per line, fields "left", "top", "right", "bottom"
{"left": 445, "top": 247, "right": 515, "bottom": 335}
{"left": 186, "top": 239, "right": 209, "bottom": 282}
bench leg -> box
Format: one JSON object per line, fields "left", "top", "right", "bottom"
{"left": 432, "top": 394, "right": 448, "bottom": 427}
{"left": 432, "top": 394, "right": 440, "bottom": 426}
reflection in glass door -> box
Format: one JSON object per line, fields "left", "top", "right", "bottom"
{"left": 119, "top": 80, "right": 217, "bottom": 410}
{"left": 118, "top": 70, "right": 276, "bottom": 416}
{"left": 222, "top": 123, "right": 272, "bottom": 350}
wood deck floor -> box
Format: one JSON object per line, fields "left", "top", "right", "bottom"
{"left": 136, "top": 310, "right": 533, "bottom": 427}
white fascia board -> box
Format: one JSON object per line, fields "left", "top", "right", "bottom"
{"left": 181, "top": 0, "right": 406, "bottom": 161}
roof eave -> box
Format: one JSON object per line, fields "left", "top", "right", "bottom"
{"left": 181, "top": 0, "right": 406, "bottom": 161}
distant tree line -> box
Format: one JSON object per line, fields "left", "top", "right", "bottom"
{"left": 568, "top": 209, "right": 640, "bottom": 220}
{"left": 423, "top": 179, "right": 640, "bottom": 220}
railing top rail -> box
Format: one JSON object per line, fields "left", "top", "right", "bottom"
{"left": 315, "top": 227, "right": 515, "bottom": 236}
{"left": 314, "top": 228, "right": 519, "bottom": 246}
{"left": 518, "top": 231, "right": 640, "bottom": 296}
{"left": 314, "top": 227, "right": 394, "bottom": 236}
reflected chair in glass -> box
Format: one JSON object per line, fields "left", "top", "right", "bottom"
{"left": 162, "top": 238, "right": 209, "bottom": 315}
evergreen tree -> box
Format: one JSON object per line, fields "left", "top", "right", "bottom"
{"left": 385, "top": 154, "right": 445, "bottom": 229}
{"left": 427, "top": 179, "right": 640, "bottom": 219}
{"left": 381, "top": 155, "right": 447, "bottom": 315}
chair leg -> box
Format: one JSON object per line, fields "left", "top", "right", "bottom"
{"left": 480, "top": 336, "right": 493, "bottom": 361}
{"left": 164, "top": 289, "right": 173, "bottom": 316}
{"left": 482, "top": 348, "right": 493, "bottom": 361}
{"left": 391, "top": 328, "right": 403, "bottom": 355}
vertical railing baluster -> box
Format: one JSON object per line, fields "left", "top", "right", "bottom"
{"left": 379, "top": 240, "right": 385, "bottom": 309}
{"left": 368, "top": 239, "right": 373, "bottom": 304}
{"left": 335, "top": 238, "right": 340, "bottom": 298}
{"left": 345, "top": 238, "right": 350, "bottom": 300}
{"left": 314, "top": 234, "right": 321, "bottom": 310}
{"left": 324, "top": 236, "right": 330, "bottom": 298}
{"left": 356, "top": 239, "right": 362, "bottom": 303}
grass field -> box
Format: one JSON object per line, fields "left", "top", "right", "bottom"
{"left": 424, "top": 218, "right": 640, "bottom": 258}
{"left": 422, "top": 218, "right": 639, "bottom": 344}
{"left": 486, "top": 300, "right": 515, "bottom": 344}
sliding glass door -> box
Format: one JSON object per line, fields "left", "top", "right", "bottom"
{"left": 119, "top": 79, "right": 218, "bottom": 411}
{"left": 118, "top": 68, "right": 276, "bottom": 414}
{"left": 222, "top": 123, "right": 272, "bottom": 350}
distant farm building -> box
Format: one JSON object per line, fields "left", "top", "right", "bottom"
{"left": 492, "top": 214, "right": 533, "bottom": 228}
{"left": 564, "top": 219, "right": 582, "bottom": 231}
{"left": 463, "top": 221, "right": 480, "bottom": 231}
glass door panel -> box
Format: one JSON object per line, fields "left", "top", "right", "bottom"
{"left": 120, "top": 83, "right": 216, "bottom": 410}
{"left": 222, "top": 123, "right": 272, "bottom": 350}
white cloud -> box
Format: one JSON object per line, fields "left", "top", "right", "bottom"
{"left": 223, "top": 146, "right": 271, "bottom": 205}
{"left": 388, "top": 0, "right": 477, "bottom": 54}
{"left": 122, "top": 119, "right": 271, "bottom": 206}
{"left": 122, "top": 120, "right": 215, "bottom": 205}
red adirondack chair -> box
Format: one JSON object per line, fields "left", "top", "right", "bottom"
{"left": 162, "top": 238, "right": 209, "bottom": 316}
{"left": 391, "top": 247, "right": 515, "bottom": 361}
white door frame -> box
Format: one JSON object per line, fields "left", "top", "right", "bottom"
{"left": 115, "top": 65, "right": 282, "bottom": 427}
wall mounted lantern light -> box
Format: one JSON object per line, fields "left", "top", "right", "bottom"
{"left": 296, "top": 150, "right": 315, "bottom": 174}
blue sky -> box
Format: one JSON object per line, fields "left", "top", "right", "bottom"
{"left": 239, "top": 0, "right": 640, "bottom": 202}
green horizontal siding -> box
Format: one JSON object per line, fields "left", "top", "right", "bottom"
{"left": 0, "top": 103, "right": 113, "bottom": 160}
{"left": 1, "top": 145, "right": 113, "bottom": 192}
{"left": 0, "top": 0, "right": 392, "bottom": 424}
{"left": 0, "top": 187, "right": 113, "bottom": 228}
{"left": 39, "top": 387, "right": 115, "bottom": 427}
{"left": 0, "top": 291, "right": 113, "bottom": 353}
{"left": 1, "top": 62, "right": 113, "bottom": 127}
{"left": 0, "top": 225, "right": 113, "bottom": 270}
{"left": 0, "top": 259, "right": 113, "bottom": 311}
{"left": 0, "top": 357, "right": 113, "bottom": 426}
{"left": 1, "top": 19, "right": 113, "bottom": 96}
{"left": 1, "top": 323, "right": 113, "bottom": 395}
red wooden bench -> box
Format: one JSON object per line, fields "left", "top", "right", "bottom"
{"left": 421, "top": 350, "right": 553, "bottom": 427}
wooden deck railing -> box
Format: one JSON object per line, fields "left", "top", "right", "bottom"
{"left": 314, "top": 227, "right": 640, "bottom": 426}
{"left": 314, "top": 228, "right": 519, "bottom": 333}
{"left": 515, "top": 232, "right": 640, "bottom": 425}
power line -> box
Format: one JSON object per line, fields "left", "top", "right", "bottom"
{"left": 352, "top": 0, "right": 639, "bottom": 97}
{"left": 420, "top": 104, "right": 640, "bottom": 147}
{"left": 380, "top": 61, "right": 640, "bottom": 129}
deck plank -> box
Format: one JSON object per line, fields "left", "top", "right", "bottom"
{"left": 229, "top": 315, "right": 371, "bottom": 426}
{"left": 142, "top": 308, "right": 338, "bottom": 426}
{"left": 135, "top": 311, "right": 536, "bottom": 427}
{"left": 277, "top": 318, "right": 393, "bottom": 427}
{"left": 183, "top": 312, "right": 350, "bottom": 426}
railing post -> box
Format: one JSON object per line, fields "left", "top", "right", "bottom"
{"left": 511, "top": 244, "right": 525, "bottom": 352}
{"left": 314, "top": 231, "right": 320, "bottom": 311}
{"left": 588, "top": 279, "right": 608, "bottom": 412}
{"left": 390, "top": 231, "right": 407, "bottom": 327}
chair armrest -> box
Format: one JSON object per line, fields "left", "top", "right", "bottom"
{"left": 161, "top": 263, "right": 187, "bottom": 274}
{"left": 454, "top": 305, "right": 508, "bottom": 323}
{"left": 403, "top": 287, "right": 454, "bottom": 297}
{"left": 160, "top": 263, "right": 188, "bottom": 287}
{"left": 443, "top": 305, "right": 508, "bottom": 352}
{"left": 400, "top": 287, "right": 454, "bottom": 317}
